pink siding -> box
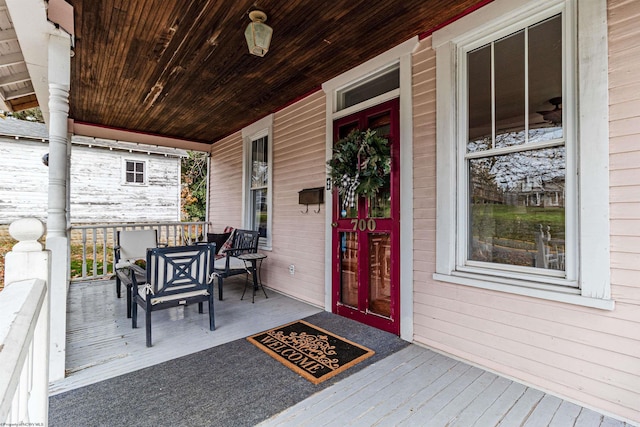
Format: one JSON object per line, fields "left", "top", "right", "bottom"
{"left": 412, "top": 11, "right": 640, "bottom": 422}
{"left": 208, "top": 131, "right": 243, "bottom": 231}
{"left": 266, "top": 91, "right": 326, "bottom": 305}
{"left": 207, "top": 93, "right": 327, "bottom": 307}
{"left": 609, "top": 0, "right": 640, "bottom": 317}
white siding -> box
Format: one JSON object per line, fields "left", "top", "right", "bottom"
{"left": 0, "top": 137, "right": 182, "bottom": 225}
{"left": 70, "top": 147, "right": 181, "bottom": 223}
{"left": 0, "top": 138, "right": 49, "bottom": 223}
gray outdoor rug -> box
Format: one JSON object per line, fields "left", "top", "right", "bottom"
{"left": 48, "top": 311, "right": 409, "bottom": 427}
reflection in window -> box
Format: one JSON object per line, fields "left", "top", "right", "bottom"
{"left": 368, "top": 233, "right": 391, "bottom": 317}
{"left": 466, "top": 14, "right": 565, "bottom": 273}
{"left": 340, "top": 232, "right": 358, "bottom": 308}
{"left": 250, "top": 136, "right": 268, "bottom": 238}
{"left": 467, "top": 14, "right": 563, "bottom": 150}
{"left": 469, "top": 147, "right": 565, "bottom": 270}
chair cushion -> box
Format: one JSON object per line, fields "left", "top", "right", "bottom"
{"left": 137, "top": 286, "right": 209, "bottom": 305}
{"left": 118, "top": 230, "right": 157, "bottom": 261}
{"left": 115, "top": 260, "right": 132, "bottom": 270}
{"left": 214, "top": 255, "right": 246, "bottom": 271}
{"left": 207, "top": 232, "right": 231, "bottom": 254}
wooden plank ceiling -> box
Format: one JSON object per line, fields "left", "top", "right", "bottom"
{"left": 0, "top": 0, "right": 38, "bottom": 112}
{"left": 68, "top": 0, "right": 485, "bottom": 144}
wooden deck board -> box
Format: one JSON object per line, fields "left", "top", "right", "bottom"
{"left": 56, "top": 278, "right": 630, "bottom": 426}
{"left": 549, "top": 401, "right": 583, "bottom": 426}
{"left": 473, "top": 382, "right": 528, "bottom": 426}
{"left": 398, "top": 366, "right": 486, "bottom": 425}
{"left": 344, "top": 354, "right": 458, "bottom": 426}
{"left": 449, "top": 376, "right": 513, "bottom": 427}
{"left": 374, "top": 360, "right": 472, "bottom": 426}
{"left": 259, "top": 345, "right": 630, "bottom": 427}
{"left": 576, "top": 408, "right": 606, "bottom": 426}
{"left": 51, "top": 277, "right": 322, "bottom": 395}
{"left": 523, "top": 394, "right": 564, "bottom": 426}
{"left": 336, "top": 352, "right": 448, "bottom": 425}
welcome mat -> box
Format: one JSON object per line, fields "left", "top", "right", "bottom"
{"left": 247, "top": 320, "right": 375, "bottom": 384}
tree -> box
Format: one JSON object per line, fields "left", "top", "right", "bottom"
{"left": 181, "top": 151, "right": 208, "bottom": 221}
{"left": 9, "top": 107, "right": 44, "bottom": 123}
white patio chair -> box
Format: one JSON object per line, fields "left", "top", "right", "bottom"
{"left": 114, "top": 229, "right": 160, "bottom": 317}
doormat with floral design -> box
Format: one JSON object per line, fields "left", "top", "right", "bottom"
{"left": 247, "top": 320, "right": 375, "bottom": 384}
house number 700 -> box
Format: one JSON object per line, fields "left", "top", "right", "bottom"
{"left": 350, "top": 218, "right": 376, "bottom": 231}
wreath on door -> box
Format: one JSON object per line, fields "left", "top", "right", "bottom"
{"left": 327, "top": 129, "right": 391, "bottom": 208}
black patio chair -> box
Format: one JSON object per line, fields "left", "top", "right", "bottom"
{"left": 213, "top": 229, "right": 260, "bottom": 300}
{"left": 131, "top": 243, "right": 216, "bottom": 347}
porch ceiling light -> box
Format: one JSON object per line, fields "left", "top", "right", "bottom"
{"left": 245, "top": 10, "right": 272, "bottom": 57}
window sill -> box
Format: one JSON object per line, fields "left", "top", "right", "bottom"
{"left": 432, "top": 272, "right": 615, "bottom": 311}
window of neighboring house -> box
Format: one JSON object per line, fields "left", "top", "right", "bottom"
{"left": 242, "top": 115, "right": 273, "bottom": 249}
{"left": 124, "top": 160, "right": 145, "bottom": 184}
{"left": 433, "top": 0, "right": 612, "bottom": 309}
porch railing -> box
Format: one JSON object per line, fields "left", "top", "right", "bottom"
{"left": 0, "top": 219, "right": 49, "bottom": 425}
{"left": 0, "top": 279, "right": 48, "bottom": 425}
{"left": 69, "top": 221, "right": 210, "bottom": 281}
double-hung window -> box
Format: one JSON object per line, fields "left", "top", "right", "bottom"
{"left": 242, "top": 115, "right": 273, "bottom": 249}
{"left": 433, "top": 0, "right": 612, "bottom": 309}
{"left": 249, "top": 136, "right": 268, "bottom": 239}
{"left": 465, "top": 13, "right": 568, "bottom": 277}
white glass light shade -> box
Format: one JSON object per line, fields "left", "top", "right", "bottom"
{"left": 245, "top": 11, "right": 272, "bottom": 57}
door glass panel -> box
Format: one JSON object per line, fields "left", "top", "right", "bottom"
{"left": 337, "top": 122, "right": 360, "bottom": 218}
{"left": 368, "top": 233, "right": 391, "bottom": 317}
{"left": 367, "top": 112, "right": 392, "bottom": 218}
{"left": 369, "top": 180, "right": 390, "bottom": 218}
{"left": 368, "top": 113, "right": 391, "bottom": 136}
{"left": 340, "top": 232, "right": 358, "bottom": 308}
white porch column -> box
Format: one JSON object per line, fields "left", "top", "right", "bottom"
{"left": 46, "top": 32, "right": 72, "bottom": 382}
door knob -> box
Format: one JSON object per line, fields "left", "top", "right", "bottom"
{"left": 331, "top": 222, "right": 338, "bottom": 228}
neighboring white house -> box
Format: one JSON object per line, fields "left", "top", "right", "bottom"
{"left": 0, "top": 118, "right": 186, "bottom": 226}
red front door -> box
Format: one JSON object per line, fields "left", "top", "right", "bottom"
{"left": 331, "top": 99, "right": 400, "bottom": 334}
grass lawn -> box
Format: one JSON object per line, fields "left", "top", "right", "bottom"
{"left": 0, "top": 239, "right": 14, "bottom": 291}
{"left": 472, "top": 203, "right": 565, "bottom": 243}
{"left": 470, "top": 203, "right": 565, "bottom": 268}
{"left": 1, "top": 240, "right": 114, "bottom": 291}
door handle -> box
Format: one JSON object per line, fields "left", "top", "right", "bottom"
{"left": 331, "top": 222, "right": 338, "bottom": 228}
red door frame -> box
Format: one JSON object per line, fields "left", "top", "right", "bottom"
{"left": 331, "top": 98, "right": 400, "bottom": 335}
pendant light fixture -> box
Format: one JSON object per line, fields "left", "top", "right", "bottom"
{"left": 245, "top": 10, "right": 272, "bottom": 57}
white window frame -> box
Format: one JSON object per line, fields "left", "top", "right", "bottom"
{"left": 122, "top": 159, "right": 146, "bottom": 185}
{"left": 432, "top": 0, "right": 613, "bottom": 310}
{"left": 242, "top": 114, "right": 273, "bottom": 249}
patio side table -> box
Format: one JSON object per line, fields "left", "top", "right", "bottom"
{"left": 237, "top": 253, "right": 268, "bottom": 303}
{"left": 115, "top": 263, "right": 146, "bottom": 318}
